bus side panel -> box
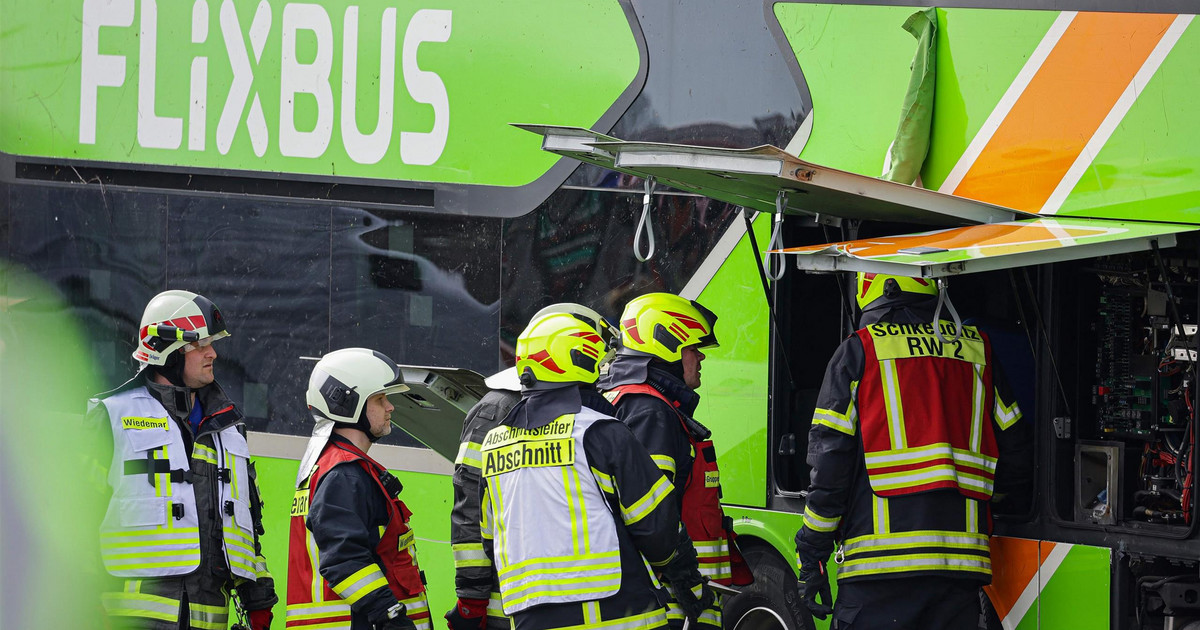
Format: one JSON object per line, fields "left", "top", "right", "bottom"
{"left": 253, "top": 455, "right": 456, "bottom": 626}
{"left": 696, "top": 214, "right": 772, "bottom": 508}
{"left": 986, "top": 537, "right": 1111, "bottom": 629}
{"left": 1038, "top": 542, "right": 1110, "bottom": 630}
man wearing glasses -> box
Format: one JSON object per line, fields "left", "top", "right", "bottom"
{"left": 90, "top": 290, "right": 277, "bottom": 630}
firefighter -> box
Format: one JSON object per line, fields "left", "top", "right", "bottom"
{"left": 286, "top": 348, "right": 429, "bottom": 630}
{"left": 446, "top": 304, "right": 617, "bottom": 630}
{"left": 794, "top": 273, "right": 1031, "bottom": 629}
{"left": 599, "top": 292, "right": 753, "bottom": 630}
{"left": 480, "top": 309, "right": 715, "bottom": 630}
{"left": 90, "top": 290, "right": 276, "bottom": 630}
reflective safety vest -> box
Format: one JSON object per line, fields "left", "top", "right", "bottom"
{"left": 480, "top": 409, "right": 622, "bottom": 614}
{"left": 856, "top": 322, "right": 1002, "bottom": 501}
{"left": 606, "top": 384, "right": 750, "bottom": 587}
{"left": 286, "top": 441, "right": 430, "bottom": 630}
{"left": 96, "top": 387, "right": 257, "bottom": 579}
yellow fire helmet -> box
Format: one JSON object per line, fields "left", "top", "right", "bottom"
{"left": 855, "top": 272, "right": 939, "bottom": 312}
{"left": 516, "top": 311, "right": 612, "bottom": 387}
{"left": 618, "top": 292, "right": 718, "bottom": 363}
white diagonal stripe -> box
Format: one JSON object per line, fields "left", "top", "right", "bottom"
{"left": 1040, "top": 14, "right": 1193, "bottom": 215}
{"left": 939, "top": 12, "right": 1077, "bottom": 195}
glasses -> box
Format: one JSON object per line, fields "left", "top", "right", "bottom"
{"left": 180, "top": 337, "right": 216, "bottom": 352}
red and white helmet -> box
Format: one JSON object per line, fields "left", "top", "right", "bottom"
{"left": 133, "top": 290, "right": 229, "bottom": 367}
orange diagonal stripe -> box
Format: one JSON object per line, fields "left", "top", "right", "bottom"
{"left": 985, "top": 537, "right": 1046, "bottom": 622}
{"left": 954, "top": 12, "right": 1177, "bottom": 212}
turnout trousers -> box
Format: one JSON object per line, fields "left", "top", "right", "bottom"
{"left": 831, "top": 577, "right": 980, "bottom": 630}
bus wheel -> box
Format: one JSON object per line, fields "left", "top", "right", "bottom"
{"left": 723, "top": 541, "right": 815, "bottom": 630}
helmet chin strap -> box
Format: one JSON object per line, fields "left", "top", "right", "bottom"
{"left": 353, "top": 410, "right": 383, "bottom": 443}
{"left": 933, "top": 278, "right": 963, "bottom": 343}
{"left": 153, "top": 350, "right": 190, "bottom": 389}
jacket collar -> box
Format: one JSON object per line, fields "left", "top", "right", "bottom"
{"left": 644, "top": 367, "right": 701, "bottom": 418}
{"left": 143, "top": 375, "right": 242, "bottom": 435}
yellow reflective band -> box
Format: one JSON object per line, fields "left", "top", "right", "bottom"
{"left": 193, "top": 443, "right": 218, "bottom": 465}
{"left": 121, "top": 416, "right": 169, "bottom": 430}
{"left": 332, "top": 565, "right": 389, "bottom": 605}
{"left": 487, "top": 592, "right": 505, "bottom": 618}
{"left": 497, "top": 553, "right": 622, "bottom": 608}
{"left": 842, "top": 530, "right": 990, "bottom": 555}
{"left": 551, "top": 605, "right": 668, "bottom": 630}
{"left": 803, "top": 505, "right": 840, "bottom": 533}
{"left": 456, "top": 440, "right": 483, "bottom": 469}
{"left": 872, "top": 327, "right": 986, "bottom": 364}
{"left": 452, "top": 543, "right": 490, "bottom": 569}
{"left": 873, "top": 494, "right": 890, "bottom": 534}
{"left": 813, "top": 409, "right": 856, "bottom": 435}
{"left": 651, "top": 454, "right": 677, "bottom": 476}
{"left": 622, "top": 474, "right": 672, "bottom": 526}
{"left": 970, "top": 363, "right": 985, "bottom": 452}
{"left": 865, "top": 443, "right": 997, "bottom": 471}
{"left": 188, "top": 601, "right": 231, "bottom": 630}
{"left": 102, "top": 592, "right": 185, "bottom": 623}
{"left": 879, "top": 360, "right": 907, "bottom": 449}
{"left": 591, "top": 467, "right": 616, "bottom": 494}
{"left": 837, "top": 551, "right": 991, "bottom": 578}
{"left": 284, "top": 600, "right": 352, "bottom": 628}
{"left": 995, "top": 393, "right": 1022, "bottom": 430}
{"left": 869, "top": 465, "right": 993, "bottom": 495}
{"left": 480, "top": 485, "right": 494, "bottom": 540}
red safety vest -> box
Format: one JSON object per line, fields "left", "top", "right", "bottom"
{"left": 608, "top": 384, "right": 752, "bottom": 586}
{"left": 856, "top": 322, "right": 1000, "bottom": 501}
{"left": 286, "top": 440, "right": 429, "bottom": 630}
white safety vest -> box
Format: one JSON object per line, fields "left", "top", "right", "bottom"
{"left": 96, "top": 387, "right": 258, "bottom": 579}
{"left": 481, "top": 408, "right": 622, "bottom": 615}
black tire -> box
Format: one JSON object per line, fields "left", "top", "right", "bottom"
{"left": 723, "top": 541, "right": 816, "bottom": 630}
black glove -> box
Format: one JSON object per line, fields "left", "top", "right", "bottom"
{"left": 672, "top": 577, "right": 717, "bottom": 622}
{"left": 373, "top": 602, "right": 417, "bottom": 630}
{"left": 659, "top": 529, "right": 717, "bottom": 622}
{"left": 796, "top": 555, "right": 833, "bottom": 620}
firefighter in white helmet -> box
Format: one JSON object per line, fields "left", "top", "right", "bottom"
{"left": 89, "top": 290, "right": 276, "bottom": 629}
{"left": 480, "top": 308, "right": 714, "bottom": 630}
{"left": 286, "top": 348, "right": 429, "bottom": 630}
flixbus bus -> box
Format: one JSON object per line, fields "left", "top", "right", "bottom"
{"left": 4, "top": 0, "right": 1200, "bottom": 628}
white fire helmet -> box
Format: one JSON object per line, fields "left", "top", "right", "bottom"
{"left": 133, "top": 290, "right": 229, "bottom": 367}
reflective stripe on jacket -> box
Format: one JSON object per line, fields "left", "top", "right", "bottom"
{"left": 97, "top": 386, "right": 257, "bottom": 580}
{"left": 286, "top": 439, "right": 430, "bottom": 630}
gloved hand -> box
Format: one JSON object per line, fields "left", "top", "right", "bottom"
{"left": 374, "top": 602, "right": 417, "bottom": 630}
{"left": 659, "top": 529, "right": 716, "bottom": 622}
{"left": 796, "top": 556, "right": 833, "bottom": 620}
{"left": 247, "top": 609, "right": 273, "bottom": 630}
{"left": 672, "top": 578, "right": 717, "bottom": 622}
{"left": 376, "top": 616, "right": 417, "bottom": 630}
{"left": 444, "top": 598, "right": 488, "bottom": 630}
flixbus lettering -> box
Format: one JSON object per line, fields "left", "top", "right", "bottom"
{"left": 79, "top": 0, "right": 451, "bottom": 164}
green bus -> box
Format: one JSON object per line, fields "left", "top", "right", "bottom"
{"left": 4, "top": 1, "right": 1200, "bottom": 628}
